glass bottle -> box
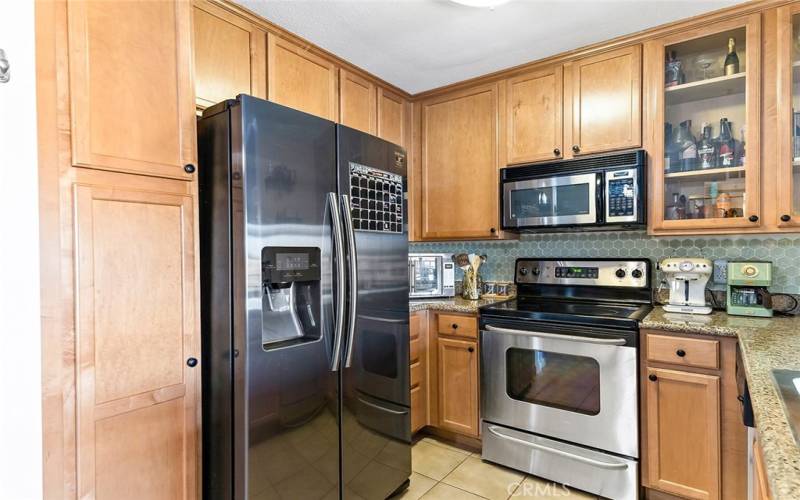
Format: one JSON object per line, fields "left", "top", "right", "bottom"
{"left": 735, "top": 125, "right": 746, "bottom": 166}
{"left": 716, "top": 118, "right": 735, "bottom": 167}
{"left": 677, "top": 120, "right": 697, "bottom": 171}
{"left": 665, "top": 51, "right": 685, "bottom": 87}
{"left": 724, "top": 37, "right": 740, "bottom": 76}
{"left": 697, "top": 122, "right": 717, "bottom": 170}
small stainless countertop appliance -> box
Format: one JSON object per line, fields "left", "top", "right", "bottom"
{"left": 660, "top": 258, "right": 713, "bottom": 315}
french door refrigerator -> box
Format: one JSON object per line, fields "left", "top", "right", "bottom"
{"left": 198, "top": 95, "right": 411, "bottom": 500}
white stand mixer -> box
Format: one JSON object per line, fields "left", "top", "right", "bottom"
{"left": 660, "top": 258, "right": 713, "bottom": 315}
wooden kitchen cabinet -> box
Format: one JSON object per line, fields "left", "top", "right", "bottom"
{"left": 267, "top": 33, "right": 338, "bottom": 121}
{"left": 506, "top": 65, "right": 564, "bottom": 164}
{"left": 410, "top": 310, "right": 429, "bottom": 433}
{"left": 437, "top": 336, "right": 479, "bottom": 437}
{"left": 73, "top": 172, "right": 199, "bottom": 499}
{"left": 752, "top": 432, "right": 772, "bottom": 500}
{"left": 645, "top": 15, "right": 762, "bottom": 234}
{"left": 377, "top": 87, "right": 409, "bottom": 148}
{"left": 339, "top": 69, "right": 376, "bottom": 134}
{"left": 420, "top": 82, "right": 502, "bottom": 240}
{"left": 776, "top": 4, "right": 800, "bottom": 229}
{"left": 193, "top": 0, "right": 266, "bottom": 109}
{"left": 641, "top": 330, "right": 747, "bottom": 500}
{"left": 569, "top": 45, "right": 642, "bottom": 156}
{"left": 67, "top": 0, "right": 196, "bottom": 179}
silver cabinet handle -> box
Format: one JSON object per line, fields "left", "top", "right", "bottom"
{"left": 328, "top": 193, "right": 346, "bottom": 371}
{"left": 341, "top": 194, "right": 358, "bottom": 368}
{"left": 0, "top": 49, "right": 9, "bottom": 83}
{"left": 487, "top": 426, "right": 628, "bottom": 471}
{"left": 484, "top": 325, "right": 626, "bottom": 346}
{"left": 357, "top": 397, "right": 408, "bottom": 415}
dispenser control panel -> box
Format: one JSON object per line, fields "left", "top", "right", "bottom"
{"left": 262, "top": 246, "right": 320, "bottom": 285}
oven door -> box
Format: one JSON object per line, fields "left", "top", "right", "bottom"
{"left": 480, "top": 320, "right": 638, "bottom": 458}
{"left": 408, "top": 255, "right": 443, "bottom": 298}
{"left": 503, "top": 172, "right": 600, "bottom": 228}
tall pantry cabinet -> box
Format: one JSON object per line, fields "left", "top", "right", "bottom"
{"left": 38, "top": 0, "right": 200, "bottom": 497}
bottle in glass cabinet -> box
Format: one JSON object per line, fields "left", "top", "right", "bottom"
{"left": 736, "top": 125, "right": 746, "bottom": 166}
{"left": 724, "top": 37, "right": 739, "bottom": 76}
{"left": 716, "top": 118, "right": 735, "bottom": 167}
{"left": 697, "top": 122, "right": 717, "bottom": 170}
{"left": 677, "top": 120, "right": 697, "bottom": 171}
{"left": 665, "top": 50, "right": 685, "bottom": 87}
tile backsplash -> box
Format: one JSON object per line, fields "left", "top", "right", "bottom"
{"left": 410, "top": 232, "right": 800, "bottom": 294}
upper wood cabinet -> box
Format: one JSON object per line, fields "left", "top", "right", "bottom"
{"left": 506, "top": 65, "right": 564, "bottom": 164}
{"left": 267, "top": 33, "right": 338, "bottom": 120}
{"left": 67, "top": 0, "right": 196, "bottom": 179}
{"left": 339, "top": 69, "right": 377, "bottom": 134}
{"left": 646, "top": 15, "right": 761, "bottom": 233}
{"left": 193, "top": 0, "right": 266, "bottom": 109}
{"left": 646, "top": 367, "right": 721, "bottom": 500}
{"left": 776, "top": 4, "right": 800, "bottom": 229}
{"left": 73, "top": 175, "right": 199, "bottom": 498}
{"left": 377, "top": 87, "right": 409, "bottom": 148}
{"left": 437, "top": 336, "right": 479, "bottom": 437}
{"left": 569, "top": 45, "right": 642, "bottom": 156}
{"left": 420, "top": 83, "right": 502, "bottom": 239}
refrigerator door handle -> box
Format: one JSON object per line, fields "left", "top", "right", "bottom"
{"left": 341, "top": 194, "right": 358, "bottom": 368}
{"left": 329, "top": 192, "right": 346, "bottom": 372}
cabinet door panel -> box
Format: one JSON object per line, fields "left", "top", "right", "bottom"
{"left": 507, "top": 66, "right": 563, "bottom": 164}
{"left": 267, "top": 33, "right": 338, "bottom": 120}
{"left": 340, "top": 69, "right": 376, "bottom": 134}
{"left": 193, "top": 1, "right": 266, "bottom": 109}
{"left": 571, "top": 45, "right": 642, "bottom": 155}
{"left": 378, "top": 87, "right": 408, "bottom": 147}
{"left": 74, "top": 182, "right": 198, "bottom": 499}
{"left": 777, "top": 4, "right": 800, "bottom": 228}
{"left": 421, "top": 83, "right": 501, "bottom": 239}
{"left": 437, "top": 337, "right": 478, "bottom": 436}
{"left": 646, "top": 368, "right": 720, "bottom": 500}
{"left": 67, "top": 0, "right": 195, "bottom": 179}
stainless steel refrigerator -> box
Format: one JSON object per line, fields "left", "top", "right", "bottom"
{"left": 198, "top": 95, "right": 411, "bottom": 500}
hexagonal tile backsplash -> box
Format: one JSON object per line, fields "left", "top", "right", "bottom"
{"left": 410, "top": 232, "right": 800, "bottom": 293}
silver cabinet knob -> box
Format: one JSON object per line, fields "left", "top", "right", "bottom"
{"left": 0, "top": 49, "right": 9, "bottom": 83}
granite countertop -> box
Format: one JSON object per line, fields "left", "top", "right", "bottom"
{"left": 643, "top": 307, "right": 800, "bottom": 500}
{"left": 409, "top": 296, "right": 512, "bottom": 313}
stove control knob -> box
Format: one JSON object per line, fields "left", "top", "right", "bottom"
{"left": 615, "top": 268, "right": 627, "bottom": 279}
{"left": 519, "top": 267, "right": 529, "bottom": 276}
{"left": 631, "top": 269, "right": 643, "bottom": 279}
{"left": 531, "top": 266, "right": 540, "bottom": 276}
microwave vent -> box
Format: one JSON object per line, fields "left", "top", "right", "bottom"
{"left": 502, "top": 150, "right": 645, "bottom": 181}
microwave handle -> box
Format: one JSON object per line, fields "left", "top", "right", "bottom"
{"left": 408, "top": 260, "right": 416, "bottom": 294}
{"left": 596, "top": 172, "right": 605, "bottom": 224}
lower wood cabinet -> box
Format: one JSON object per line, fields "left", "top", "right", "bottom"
{"left": 410, "top": 310, "right": 428, "bottom": 433}
{"left": 641, "top": 329, "right": 746, "bottom": 500}
{"left": 73, "top": 172, "right": 200, "bottom": 498}
{"left": 437, "top": 336, "right": 479, "bottom": 437}
{"left": 752, "top": 432, "right": 772, "bottom": 500}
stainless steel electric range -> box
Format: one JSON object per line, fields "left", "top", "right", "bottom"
{"left": 479, "top": 258, "right": 652, "bottom": 500}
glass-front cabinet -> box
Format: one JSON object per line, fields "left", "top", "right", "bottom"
{"left": 647, "top": 14, "right": 761, "bottom": 231}
{"left": 777, "top": 4, "right": 800, "bottom": 227}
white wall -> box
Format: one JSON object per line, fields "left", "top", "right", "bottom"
{"left": 0, "top": 1, "right": 43, "bottom": 498}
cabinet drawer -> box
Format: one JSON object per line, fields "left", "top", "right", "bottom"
{"left": 647, "top": 334, "right": 720, "bottom": 370}
{"left": 410, "top": 338, "right": 421, "bottom": 364}
{"left": 437, "top": 314, "right": 478, "bottom": 339}
{"left": 411, "top": 385, "right": 425, "bottom": 433}
{"left": 411, "top": 361, "right": 423, "bottom": 388}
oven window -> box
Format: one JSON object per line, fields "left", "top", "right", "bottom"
{"left": 510, "top": 184, "right": 590, "bottom": 219}
{"left": 411, "top": 257, "right": 439, "bottom": 294}
{"left": 505, "top": 348, "right": 600, "bottom": 415}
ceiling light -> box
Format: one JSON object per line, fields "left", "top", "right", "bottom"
{"left": 449, "top": 0, "right": 511, "bottom": 9}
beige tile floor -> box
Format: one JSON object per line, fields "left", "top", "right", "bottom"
{"left": 395, "top": 436, "right": 599, "bottom": 500}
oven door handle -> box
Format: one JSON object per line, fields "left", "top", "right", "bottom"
{"left": 357, "top": 397, "right": 409, "bottom": 415}
{"left": 487, "top": 425, "right": 629, "bottom": 471}
{"left": 484, "top": 325, "right": 627, "bottom": 346}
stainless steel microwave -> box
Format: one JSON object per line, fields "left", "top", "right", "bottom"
{"left": 408, "top": 253, "right": 455, "bottom": 298}
{"left": 501, "top": 150, "right": 646, "bottom": 232}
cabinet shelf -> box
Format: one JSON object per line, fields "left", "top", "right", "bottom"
{"left": 664, "top": 166, "right": 745, "bottom": 179}
{"left": 665, "top": 72, "right": 746, "bottom": 105}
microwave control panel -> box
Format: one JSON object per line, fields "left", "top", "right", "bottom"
{"left": 605, "top": 168, "right": 638, "bottom": 223}
{"left": 349, "top": 162, "right": 403, "bottom": 233}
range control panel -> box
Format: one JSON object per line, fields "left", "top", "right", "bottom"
{"left": 349, "top": 162, "right": 403, "bottom": 233}
{"left": 516, "top": 259, "right": 649, "bottom": 288}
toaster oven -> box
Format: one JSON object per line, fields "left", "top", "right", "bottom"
{"left": 408, "top": 253, "right": 455, "bottom": 298}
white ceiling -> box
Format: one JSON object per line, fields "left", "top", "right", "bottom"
{"left": 238, "top": 0, "right": 745, "bottom": 94}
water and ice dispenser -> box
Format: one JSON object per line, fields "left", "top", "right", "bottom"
{"left": 261, "top": 246, "right": 322, "bottom": 346}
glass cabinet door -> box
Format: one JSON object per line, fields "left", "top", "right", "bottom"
{"left": 778, "top": 5, "right": 800, "bottom": 227}
{"left": 649, "top": 14, "right": 761, "bottom": 231}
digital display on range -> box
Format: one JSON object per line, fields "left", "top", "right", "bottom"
{"left": 554, "top": 266, "right": 599, "bottom": 279}
{"left": 276, "top": 253, "right": 309, "bottom": 271}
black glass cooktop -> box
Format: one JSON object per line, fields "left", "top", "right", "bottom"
{"left": 480, "top": 297, "right": 652, "bottom": 330}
